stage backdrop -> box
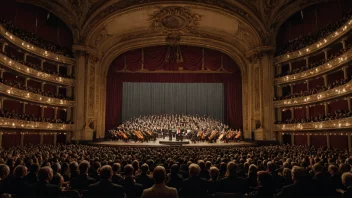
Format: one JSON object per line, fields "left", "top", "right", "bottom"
{"left": 122, "top": 82, "right": 224, "bottom": 122}
{"left": 106, "top": 45, "right": 243, "bottom": 132}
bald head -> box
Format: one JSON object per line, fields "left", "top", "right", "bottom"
{"left": 38, "top": 167, "right": 53, "bottom": 182}
{"left": 0, "top": 164, "right": 10, "bottom": 179}
{"left": 153, "top": 166, "right": 166, "bottom": 184}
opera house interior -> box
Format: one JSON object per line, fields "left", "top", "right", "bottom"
{"left": 0, "top": 0, "right": 352, "bottom": 197}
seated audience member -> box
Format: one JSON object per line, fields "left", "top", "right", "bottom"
{"left": 70, "top": 160, "right": 96, "bottom": 191}
{"left": 166, "top": 164, "right": 183, "bottom": 191}
{"left": 111, "top": 163, "right": 123, "bottom": 184}
{"left": 28, "top": 167, "right": 61, "bottom": 198}
{"left": 50, "top": 163, "right": 63, "bottom": 187}
{"left": 89, "top": 161, "right": 101, "bottom": 181}
{"left": 248, "top": 171, "right": 275, "bottom": 197}
{"left": 87, "top": 165, "right": 125, "bottom": 198}
{"left": 136, "top": 163, "right": 154, "bottom": 190}
{"left": 7, "top": 165, "right": 28, "bottom": 197}
{"left": 198, "top": 160, "right": 210, "bottom": 180}
{"left": 0, "top": 164, "right": 10, "bottom": 194}
{"left": 328, "top": 164, "right": 343, "bottom": 190}
{"left": 179, "top": 163, "right": 209, "bottom": 197}
{"left": 247, "top": 164, "right": 258, "bottom": 188}
{"left": 119, "top": 164, "right": 143, "bottom": 198}
{"left": 24, "top": 163, "right": 39, "bottom": 184}
{"left": 216, "top": 162, "right": 249, "bottom": 194}
{"left": 281, "top": 168, "right": 293, "bottom": 187}
{"left": 312, "top": 163, "right": 335, "bottom": 196}
{"left": 69, "top": 161, "right": 79, "bottom": 180}
{"left": 141, "top": 166, "right": 178, "bottom": 198}
{"left": 208, "top": 166, "right": 219, "bottom": 194}
{"left": 340, "top": 172, "right": 352, "bottom": 197}
{"left": 276, "top": 166, "right": 315, "bottom": 197}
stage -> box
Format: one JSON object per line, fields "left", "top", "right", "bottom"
{"left": 91, "top": 138, "right": 255, "bottom": 147}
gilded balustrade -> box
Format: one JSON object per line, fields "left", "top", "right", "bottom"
{"left": 275, "top": 48, "right": 352, "bottom": 85}
{"left": 0, "top": 117, "right": 73, "bottom": 131}
{"left": 274, "top": 116, "right": 352, "bottom": 131}
{"left": 274, "top": 18, "right": 352, "bottom": 64}
{"left": 0, "top": 83, "right": 75, "bottom": 107}
{"left": 274, "top": 80, "right": 352, "bottom": 108}
{"left": 0, "top": 24, "right": 74, "bottom": 65}
{"left": 0, "top": 53, "right": 74, "bottom": 86}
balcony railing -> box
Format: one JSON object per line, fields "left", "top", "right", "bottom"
{"left": 274, "top": 80, "right": 352, "bottom": 108}
{"left": 274, "top": 116, "right": 352, "bottom": 131}
{"left": 275, "top": 48, "right": 352, "bottom": 85}
{"left": 0, "top": 83, "right": 75, "bottom": 107}
{"left": 0, "top": 24, "right": 74, "bottom": 65}
{"left": 0, "top": 53, "right": 74, "bottom": 86}
{"left": 0, "top": 117, "right": 73, "bottom": 131}
{"left": 274, "top": 19, "right": 352, "bottom": 64}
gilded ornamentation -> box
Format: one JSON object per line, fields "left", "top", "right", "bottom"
{"left": 0, "top": 117, "right": 73, "bottom": 131}
{"left": 94, "top": 27, "right": 109, "bottom": 47}
{"left": 254, "top": 66, "right": 260, "bottom": 111}
{"left": 275, "top": 117, "right": 352, "bottom": 131}
{"left": 235, "top": 22, "right": 255, "bottom": 48}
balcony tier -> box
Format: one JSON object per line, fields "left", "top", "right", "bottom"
{"left": 0, "top": 53, "right": 75, "bottom": 86}
{"left": 0, "top": 117, "right": 73, "bottom": 131}
{"left": 274, "top": 19, "right": 352, "bottom": 64}
{"left": 0, "top": 24, "right": 74, "bottom": 65}
{"left": 274, "top": 80, "right": 352, "bottom": 108}
{"left": 0, "top": 83, "right": 74, "bottom": 107}
{"left": 275, "top": 48, "right": 352, "bottom": 85}
{"left": 274, "top": 116, "right": 352, "bottom": 131}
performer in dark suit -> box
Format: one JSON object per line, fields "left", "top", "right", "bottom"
{"left": 87, "top": 165, "right": 125, "bottom": 198}
{"left": 28, "top": 167, "right": 61, "bottom": 198}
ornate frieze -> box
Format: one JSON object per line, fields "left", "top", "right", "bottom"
{"left": 0, "top": 83, "right": 75, "bottom": 107}
{"left": 0, "top": 24, "right": 74, "bottom": 65}
{"left": 0, "top": 53, "right": 75, "bottom": 86}
{"left": 275, "top": 48, "right": 352, "bottom": 85}
{"left": 0, "top": 117, "right": 73, "bottom": 131}
{"left": 274, "top": 116, "right": 352, "bottom": 131}
{"left": 274, "top": 80, "right": 352, "bottom": 108}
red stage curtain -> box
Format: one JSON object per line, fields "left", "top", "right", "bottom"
{"left": 144, "top": 46, "right": 168, "bottom": 71}
{"left": 294, "top": 108, "right": 306, "bottom": 120}
{"left": 181, "top": 46, "right": 202, "bottom": 71}
{"left": 330, "top": 135, "right": 348, "bottom": 149}
{"left": 311, "top": 135, "right": 327, "bottom": 147}
{"left": 309, "top": 105, "right": 325, "bottom": 118}
{"left": 294, "top": 135, "right": 307, "bottom": 145}
{"left": 3, "top": 100, "right": 22, "bottom": 113}
{"left": 204, "top": 48, "right": 222, "bottom": 71}
{"left": 2, "top": 133, "right": 21, "bottom": 148}
{"left": 43, "top": 134, "right": 54, "bottom": 144}
{"left": 25, "top": 104, "right": 41, "bottom": 117}
{"left": 222, "top": 55, "right": 240, "bottom": 73}
{"left": 329, "top": 100, "right": 348, "bottom": 113}
{"left": 23, "top": 134, "right": 40, "bottom": 145}
{"left": 126, "top": 49, "right": 142, "bottom": 72}
{"left": 309, "top": 77, "right": 324, "bottom": 89}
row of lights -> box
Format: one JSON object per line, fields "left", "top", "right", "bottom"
{"left": 0, "top": 120, "right": 72, "bottom": 129}
{"left": 279, "top": 119, "right": 351, "bottom": 129}
{"left": 278, "top": 19, "right": 352, "bottom": 62}
{"left": 0, "top": 132, "right": 67, "bottom": 135}
{"left": 281, "top": 132, "right": 350, "bottom": 136}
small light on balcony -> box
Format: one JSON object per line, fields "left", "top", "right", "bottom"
{"left": 10, "top": 35, "right": 12, "bottom": 39}
{"left": 287, "top": 54, "right": 290, "bottom": 58}
{"left": 21, "top": 42, "right": 24, "bottom": 46}
{"left": 324, "top": 39, "right": 327, "bottom": 43}
{"left": 306, "top": 48, "right": 309, "bottom": 52}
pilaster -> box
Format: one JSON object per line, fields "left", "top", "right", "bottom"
{"left": 40, "top": 134, "right": 43, "bottom": 144}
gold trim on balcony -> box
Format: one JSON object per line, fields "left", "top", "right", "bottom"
{"left": 0, "top": 117, "right": 73, "bottom": 131}
{"left": 274, "top": 19, "right": 352, "bottom": 64}
{"left": 0, "top": 53, "right": 74, "bottom": 86}
{"left": 0, "top": 83, "right": 74, "bottom": 107}
{"left": 274, "top": 80, "right": 352, "bottom": 108}
{"left": 0, "top": 24, "right": 74, "bottom": 65}
{"left": 275, "top": 48, "right": 352, "bottom": 85}
{"left": 274, "top": 117, "right": 352, "bottom": 131}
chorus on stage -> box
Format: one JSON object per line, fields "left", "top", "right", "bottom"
{"left": 108, "top": 114, "right": 242, "bottom": 143}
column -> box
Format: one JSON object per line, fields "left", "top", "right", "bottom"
{"left": 348, "top": 133, "right": 352, "bottom": 151}
{"left": 326, "top": 134, "right": 330, "bottom": 149}
{"left": 324, "top": 103, "right": 329, "bottom": 116}
{"left": 290, "top": 107, "right": 294, "bottom": 119}
{"left": 24, "top": 53, "right": 28, "bottom": 63}
{"left": 278, "top": 132, "right": 283, "bottom": 145}
{"left": 25, "top": 78, "right": 29, "bottom": 87}
{"left": 2, "top": 43, "right": 7, "bottom": 53}
{"left": 323, "top": 49, "right": 329, "bottom": 61}
{"left": 67, "top": 66, "right": 73, "bottom": 77}
{"left": 290, "top": 84, "right": 293, "bottom": 95}
{"left": 0, "top": 133, "right": 2, "bottom": 148}
{"left": 20, "top": 133, "right": 24, "bottom": 146}
{"left": 306, "top": 106, "right": 310, "bottom": 118}
{"left": 323, "top": 75, "right": 328, "bottom": 87}
{"left": 305, "top": 57, "right": 309, "bottom": 68}
{"left": 288, "top": 62, "right": 292, "bottom": 73}
{"left": 277, "top": 108, "right": 282, "bottom": 122}
{"left": 291, "top": 134, "right": 294, "bottom": 145}
{"left": 40, "top": 134, "right": 43, "bottom": 144}
{"left": 22, "top": 103, "right": 26, "bottom": 114}
{"left": 306, "top": 80, "right": 309, "bottom": 90}
{"left": 66, "top": 86, "right": 73, "bottom": 98}
{"left": 347, "top": 98, "right": 351, "bottom": 111}
{"left": 341, "top": 40, "right": 346, "bottom": 50}
{"left": 0, "top": 98, "right": 3, "bottom": 109}
{"left": 66, "top": 108, "right": 72, "bottom": 121}
{"left": 56, "top": 65, "right": 60, "bottom": 74}
{"left": 41, "top": 82, "right": 45, "bottom": 92}
{"left": 276, "top": 64, "right": 282, "bottom": 76}
{"left": 40, "top": 60, "right": 45, "bottom": 70}
{"left": 56, "top": 86, "right": 60, "bottom": 97}
{"left": 54, "top": 108, "right": 58, "bottom": 119}
{"left": 0, "top": 69, "right": 4, "bottom": 78}
{"left": 307, "top": 134, "right": 311, "bottom": 146}
{"left": 53, "top": 133, "right": 57, "bottom": 146}
{"left": 65, "top": 132, "right": 71, "bottom": 143}
{"left": 41, "top": 106, "right": 45, "bottom": 118}
{"left": 342, "top": 67, "right": 348, "bottom": 80}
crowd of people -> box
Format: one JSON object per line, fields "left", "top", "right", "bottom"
{"left": 109, "top": 115, "right": 242, "bottom": 143}
{"left": 0, "top": 17, "right": 72, "bottom": 57}
{"left": 275, "top": 45, "right": 352, "bottom": 78}
{"left": 275, "top": 8, "right": 352, "bottom": 56}
{"left": 0, "top": 78, "right": 74, "bottom": 101}
{"left": 274, "top": 76, "right": 352, "bottom": 101}
{"left": 0, "top": 48, "right": 74, "bottom": 79}
{"left": 275, "top": 109, "right": 352, "bottom": 124}
{"left": 0, "top": 144, "right": 351, "bottom": 197}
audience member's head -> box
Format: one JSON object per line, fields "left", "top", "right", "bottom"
{"left": 38, "top": 167, "right": 53, "bottom": 182}
{"left": 14, "top": 165, "right": 27, "bottom": 178}
{"left": 124, "top": 164, "right": 134, "bottom": 177}
{"left": 112, "top": 163, "right": 121, "bottom": 174}
{"left": 257, "top": 171, "right": 273, "bottom": 188}
{"left": 209, "top": 166, "right": 219, "bottom": 181}
{"left": 0, "top": 164, "right": 10, "bottom": 180}
{"left": 189, "top": 164, "right": 200, "bottom": 177}
{"left": 153, "top": 166, "right": 166, "bottom": 184}
{"left": 292, "top": 166, "right": 306, "bottom": 182}
{"left": 100, "top": 165, "right": 113, "bottom": 180}
{"left": 226, "top": 162, "right": 237, "bottom": 177}
{"left": 79, "top": 160, "right": 90, "bottom": 175}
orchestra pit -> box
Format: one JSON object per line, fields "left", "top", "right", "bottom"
{"left": 0, "top": 0, "right": 351, "bottom": 197}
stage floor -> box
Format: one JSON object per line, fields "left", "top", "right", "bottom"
{"left": 91, "top": 138, "right": 255, "bottom": 147}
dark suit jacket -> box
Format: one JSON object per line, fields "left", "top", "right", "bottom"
{"left": 166, "top": 173, "right": 183, "bottom": 190}
{"left": 199, "top": 170, "right": 210, "bottom": 180}
{"left": 179, "top": 176, "right": 209, "bottom": 197}
{"left": 136, "top": 174, "right": 154, "bottom": 190}
{"left": 313, "top": 172, "right": 335, "bottom": 196}
{"left": 119, "top": 177, "right": 144, "bottom": 198}
{"left": 343, "top": 186, "right": 352, "bottom": 198}
{"left": 28, "top": 181, "right": 61, "bottom": 198}
{"left": 112, "top": 174, "right": 123, "bottom": 185}
{"left": 70, "top": 175, "right": 96, "bottom": 190}
{"left": 6, "top": 177, "right": 28, "bottom": 197}
{"left": 276, "top": 181, "right": 315, "bottom": 198}
{"left": 217, "top": 175, "right": 249, "bottom": 194}
{"left": 24, "top": 172, "right": 38, "bottom": 184}
{"left": 87, "top": 179, "right": 125, "bottom": 198}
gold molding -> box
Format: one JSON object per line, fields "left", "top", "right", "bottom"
{"left": 0, "top": 24, "right": 74, "bottom": 65}
{"left": 274, "top": 116, "right": 352, "bottom": 131}
{"left": 0, "top": 53, "right": 75, "bottom": 86}
{"left": 0, "top": 83, "right": 75, "bottom": 107}
{"left": 274, "top": 80, "right": 352, "bottom": 108}
{"left": 0, "top": 117, "right": 73, "bottom": 131}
